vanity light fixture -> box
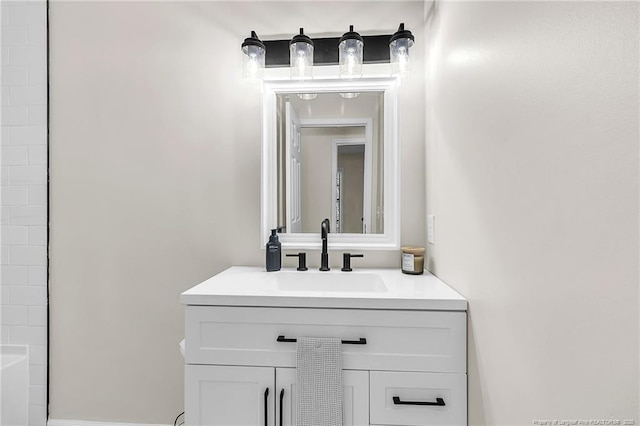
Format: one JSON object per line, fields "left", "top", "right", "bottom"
{"left": 338, "top": 25, "right": 364, "bottom": 79}
{"left": 241, "top": 31, "right": 266, "bottom": 82}
{"left": 242, "top": 24, "right": 415, "bottom": 80}
{"left": 290, "top": 28, "right": 314, "bottom": 81}
{"left": 389, "top": 23, "right": 414, "bottom": 76}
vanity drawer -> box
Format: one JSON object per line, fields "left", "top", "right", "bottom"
{"left": 370, "top": 371, "right": 467, "bottom": 426}
{"left": 185, "top": 306, "right": 466, "bottom": 373}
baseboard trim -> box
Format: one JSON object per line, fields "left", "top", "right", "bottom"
{"left": 48, "top": 419, "right": 172, "bottom": 426}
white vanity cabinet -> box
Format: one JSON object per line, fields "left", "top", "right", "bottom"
{"left": 181, "top": 267, "right": 468, "bottom": 426}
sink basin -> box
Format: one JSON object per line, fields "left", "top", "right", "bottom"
{"left": 270, "top": 272, "right": 388, "bottom": 293}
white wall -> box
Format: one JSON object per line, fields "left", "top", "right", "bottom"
{"left": 48, "top": 1, "right": 425, "bottom": 422}
{"left": 0, "top": 2, "right": 48, "bottom": 426}
{"left": 425, "top": 2, "right": 639, "bottom": 424}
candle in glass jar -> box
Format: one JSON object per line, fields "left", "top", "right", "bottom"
{"left": 401, "top": 246, "right": 425, "bottom": 275}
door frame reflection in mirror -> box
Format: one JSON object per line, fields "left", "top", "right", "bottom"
{"left": 261, "top": 78, "right": 399, "bottom": 250}
{"left": 331, "top": 136, "right": 371, "bottom": 235}
{"left": 293, "top": 118, "right": 372, "bottom": 235}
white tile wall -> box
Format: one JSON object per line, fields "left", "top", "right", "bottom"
{"left": 1, "top": 1, "right": 48, "bottom": 425}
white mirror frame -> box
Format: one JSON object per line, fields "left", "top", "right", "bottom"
{"left": 261, "top": 78, "right": 400, "bottom": 250}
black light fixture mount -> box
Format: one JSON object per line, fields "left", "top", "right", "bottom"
{"left": 260, "top": 28, "right": 404, "bottom": 68}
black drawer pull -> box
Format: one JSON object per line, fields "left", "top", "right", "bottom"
{"left": 264, "top": 388, "right": 269, "bottom": 426}
{"left": 279, "top": 389, "right": 284, "bottom": 426}
{"left": 276, "top": 335, "right": 366, "bottom": 345}
{"left": 393, "top": 396, "right": 446, "bottom": 406}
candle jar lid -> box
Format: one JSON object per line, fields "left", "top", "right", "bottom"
{"left": 401, "top": 246, "right": 425, "bottom": 256}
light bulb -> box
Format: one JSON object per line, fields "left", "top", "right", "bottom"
{"left": 397, "top": 47, "right": 408, "bottom": 74}
{"left": 295, "top": 51, "right": 307, "bottom": 78}
{"left": 247, "top": 54, "right": 260, "bottom": 79}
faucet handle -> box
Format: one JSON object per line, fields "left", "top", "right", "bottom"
{"left": 342, "top": 253, "right": 364, "bottom": 272}
{"left": 286, "top": 253, "right": 308, "bottom": 271}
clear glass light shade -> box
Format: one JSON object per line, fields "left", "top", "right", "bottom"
{"left": 290, "top": 42, "right": 314, "bottom": 81}
{"left": 390, "top": 37, "right": 414, "bottom": 76}
{"left": 339, "top": 38, "right": 364, "bottom": 79}
{"left": 242, "top": 44, "right": 265, "bottom": 81}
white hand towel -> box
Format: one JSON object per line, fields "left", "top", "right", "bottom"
{"left": 296, "top": 337, "right": 343, "bottom": 426}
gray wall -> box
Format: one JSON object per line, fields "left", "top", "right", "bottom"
{"left": 48, "top": 1, "right": 425, "bottom": 422}
{"left": 425, "top": 1, "right": 639, "bottom": 424}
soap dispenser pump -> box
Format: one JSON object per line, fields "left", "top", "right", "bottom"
{"left": 266, "top": 229, "right": 281, "bottom": 272}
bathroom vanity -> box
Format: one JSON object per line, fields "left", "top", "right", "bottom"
{"left": 181, "top": 266, "right": 468, "bottom": 426}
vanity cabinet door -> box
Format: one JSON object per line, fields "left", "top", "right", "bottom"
{"left": 185, "top": 365, "right": 275, "bottom": 426}
{"left": 275, "top": 368, "right": 369, "bottom": 426}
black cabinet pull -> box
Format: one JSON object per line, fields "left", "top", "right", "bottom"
{"left": 279, "top": 389, "right": 284, "bottom": 426}
{"left": 276, "top": 335, "right": 366, "bottom": 345}
{"left": 393, "top": 396, "right": 445, "bottom": 406}
{"left": 264, "top": 388, "right": 269, "bottom": 426}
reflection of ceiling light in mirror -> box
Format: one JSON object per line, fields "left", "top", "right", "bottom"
{"left": 297, "top": 93, "right": 318, "bottom": 100}
{"left": 339, "top": 92, "right": 360, "bottom": 99}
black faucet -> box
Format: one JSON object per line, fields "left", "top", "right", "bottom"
{"left": 320, "top": 218, "right": 330, "bottom": 271}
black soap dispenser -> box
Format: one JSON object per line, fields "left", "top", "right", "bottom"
{"left": 266, "top": 229, "right": 281, "bottom": 272}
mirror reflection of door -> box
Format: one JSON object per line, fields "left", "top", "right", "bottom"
{"left": 285, "top": 102, "right": 302, "bottom": 233}
{"left": 333, "top": 141, "right": 369, "bottom": 234}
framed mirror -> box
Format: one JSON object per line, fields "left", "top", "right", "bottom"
{"left": 261, "top": 78, "right": 399, "bottom": 250}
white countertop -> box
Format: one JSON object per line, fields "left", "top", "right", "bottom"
{"left": 180, "top": 266, "right": 467, "bottom": 311}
